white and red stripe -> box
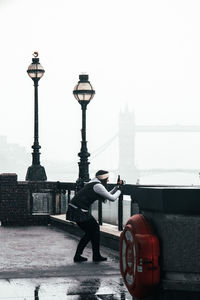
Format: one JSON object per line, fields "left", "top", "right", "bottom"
{"left": 96, "top": 173, "right": 109, "bottom": 180}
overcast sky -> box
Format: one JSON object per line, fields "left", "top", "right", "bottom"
{"left": 1, "top": 0, "right": 200, "bottom": 179}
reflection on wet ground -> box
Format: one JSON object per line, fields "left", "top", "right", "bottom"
{"left": 0, "top": 276, "right": 132, "bottom": 299}
{"left": 66, "top": 277, "right": 130, "bottom": 299}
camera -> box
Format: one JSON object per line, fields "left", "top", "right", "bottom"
{"left": 117, "top": 175, "right": 125, "bottom": 186}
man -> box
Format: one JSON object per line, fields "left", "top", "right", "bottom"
{"left": 67, "top": 170, "right": 121, "bottom": 262}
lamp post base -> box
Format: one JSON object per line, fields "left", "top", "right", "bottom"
{"left": 26, "top": 165, "right": 47, "bottom": 181}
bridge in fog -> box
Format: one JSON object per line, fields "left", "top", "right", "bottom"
{"left": 55, "top": 123, "right": 200, "bottom": 178}
{"left": 136, "top": 125, "right": 200, "bottom": 132}
{"left": 2, "top": 122, "right": 200, "bottom": 181}
{"left": 139, "top": 168, "right": 200, "bottom": 176}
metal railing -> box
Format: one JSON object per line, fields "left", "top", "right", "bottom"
{"left": 29, "top": 181, "right": 179, "bottom": 231}
{"left": 97, "top": 183, "right": 138, "bottom": 231}
{"left": 3, "top": 176, "right": 187, "bottom": 227}
{"left": 96, "top": 183, "right": 184, "bottom": 231}
{"left": 30, "top": 182, "right": 142, "bottom": 231}
{"left": 58, "top": 182, "right": 139, "bottom": 231}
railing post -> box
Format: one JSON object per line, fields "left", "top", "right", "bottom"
{"left": 67, "top": 190, "right": 71, "bottom": 206}
{"left": 30, "top": 190, "right": 33, "bottom": 214}
{"left": 59, "top": 193, "right": 62, "bottom": 214}
{"left": 118, "top": 193, "right": 123, "bottom": 231}
{"left": 130, "top": 192, "right": 140, "bottom": 216}
{"left": 52, "top": 191, "right": 56, "bottom": 215}
{"left": 98, "top": 200, "right": 102, "bottom": 225}
{"left": 131, "top": 195, "right": 134, "bottom": 216}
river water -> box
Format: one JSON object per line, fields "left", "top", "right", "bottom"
{"left": 137, "top": 172, "right": 200, "bottom": 186}
{"left": 132, "top": 131, "right": 200, "bottom": 186}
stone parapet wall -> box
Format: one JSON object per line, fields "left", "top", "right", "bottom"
{"left": 142, "top": 211, "right": 200, "bottom": 274}
{"left": 135, "top": 186, "right": 200, "bottom": 293}
{"left": 0, "top": 174, "right": 73, "bottom": 226}
{"left": 0, "top": 174, "right": 29, "bottom": 225}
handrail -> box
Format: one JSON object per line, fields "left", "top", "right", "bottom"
{"left": 27, "top": 181, "right": 198, "bottom": 231}
{"left": 101, "top": 183, "right": 139, "bottom": 231}
{"left": 100, "top": 183, "right": 183, "bottom": 231}
{"left": 52, "top": 182, "right": 174, "bottom": 230}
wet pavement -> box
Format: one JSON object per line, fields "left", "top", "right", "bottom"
{"left": 0, "top": 225, "right": 132, "bottom": 299}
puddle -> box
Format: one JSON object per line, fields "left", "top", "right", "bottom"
{"left": 0, "top": 277, "right": 132, "bottom": 299}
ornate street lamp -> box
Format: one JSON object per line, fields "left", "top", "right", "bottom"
{"left": 26, "top": 52, "right": 47, "bottom": 181}
{"left": 73, "top": 74, "right": 95, "bottom": 188}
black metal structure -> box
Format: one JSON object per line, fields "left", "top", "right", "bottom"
{"left": 26, "top": 52, "right": 47, "bottom": 181}
{"left": 73, "top": 74, "right": 95, "bottom": 189}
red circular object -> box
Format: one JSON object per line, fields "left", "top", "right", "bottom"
{"left": 120, "top": 214, "right": 160, "bottom": 299}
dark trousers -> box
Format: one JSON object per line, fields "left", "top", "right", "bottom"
{"left": 76, "top": 216, "right": 100, "bottom": 258}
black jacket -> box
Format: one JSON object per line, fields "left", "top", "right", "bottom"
{"left": 71, "top": 181, "right": 104, "bottom": 210}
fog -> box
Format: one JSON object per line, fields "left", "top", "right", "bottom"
{"left": 1, "top": 0, "right": 200, "bottom": 184}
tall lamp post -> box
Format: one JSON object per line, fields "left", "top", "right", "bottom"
{"left": 26, "top": 52, "right": 47, "bottom": 181}
{"left": 73, "top": 74, "right": 95, "bottom": 188}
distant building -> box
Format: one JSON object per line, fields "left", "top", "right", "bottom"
{"left": 0, "top": 136, "right": 29, "bottom": 179}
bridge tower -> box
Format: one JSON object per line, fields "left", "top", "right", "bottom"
{"left": 118, "top": 107, "right": 139, "bottom": 183}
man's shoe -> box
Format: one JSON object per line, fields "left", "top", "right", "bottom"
{"left": 74, "top": 255, "right": 88, "bottom": 262}
{"left": 93, "top": 255, "right": 107, "bottom": 262}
